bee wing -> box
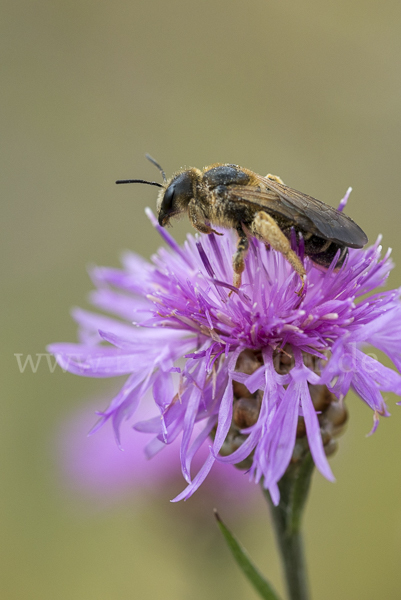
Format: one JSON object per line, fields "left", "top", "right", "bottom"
{"left": 229, "top": 186, "right": 313, "bottom": 230}
{"left": 231, "top": 176, "right": 368, "bottom": 248}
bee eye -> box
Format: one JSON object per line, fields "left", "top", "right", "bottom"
{"left": 162, "top": 185, "right": 175, "bottom": 213}
{"left": 158, "top": 172, "right": 193, "bottom": 226}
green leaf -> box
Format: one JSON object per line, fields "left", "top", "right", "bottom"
{"left": 214, "top": 510, "right": 282, "bottom": 600}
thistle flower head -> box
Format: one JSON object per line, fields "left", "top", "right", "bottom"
{"left": 49, "top": 204, "right": 401, "bottom": 504}
{"left": 58, "top": 399, "right": 257, "bottom": 508}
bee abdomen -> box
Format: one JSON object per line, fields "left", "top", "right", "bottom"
{"left": 282, "top": 230, "right": 348, "bottom": 269}
{"left": 307, "top": 241, "right": 348, "bottom": 269}
{"left": 302, "top": 234, "right": 332, "bottom": 255}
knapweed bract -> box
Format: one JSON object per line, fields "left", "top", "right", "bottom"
{"left": 48, "top": 205, "right": 401, "bottom": 504}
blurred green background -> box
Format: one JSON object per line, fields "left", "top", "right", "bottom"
{"left": 2, "top": 0, "right": 401, "bottom": 598}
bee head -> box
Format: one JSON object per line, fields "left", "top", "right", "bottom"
{"left": 116, "top": 156, "right": 199, "bottom": 228}
{"left": 157, "top": 170, "right": 196, "bottom": 227}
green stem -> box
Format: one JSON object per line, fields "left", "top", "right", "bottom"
{"left": 262, "top": 453, "right": 315, "bottom": 600}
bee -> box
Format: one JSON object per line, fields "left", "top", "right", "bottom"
{"left": 116, "top": 155, "right": 368, "bottom": 293}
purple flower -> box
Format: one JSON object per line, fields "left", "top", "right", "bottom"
{"left": 48, "top": 203, "right": 401, "bottom": 505}
{"left": 56, "top": 396, "right": 258, "bottom": 510}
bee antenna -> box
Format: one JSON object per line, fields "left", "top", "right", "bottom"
{"left": 115, "top": 179, "right": 164, "bottom": 188}
{"left": 145, "top": 153, "right": 167, "bottom": 183}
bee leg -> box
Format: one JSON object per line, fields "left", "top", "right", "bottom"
{"left": 265, "top": 173, "right": 285, "bottom": 184}
{"left": 188, "top": 199, "right": 223, "bottom": 235}
{"left": 232, "top": 227, "right": 249, "bottom": 288}
{"left": 252, "top": 212, "right": 306, "bottom": 295}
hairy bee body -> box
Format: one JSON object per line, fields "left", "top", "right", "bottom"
{"left": 118, "top": 161, "right": 368, "bottom": 293}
